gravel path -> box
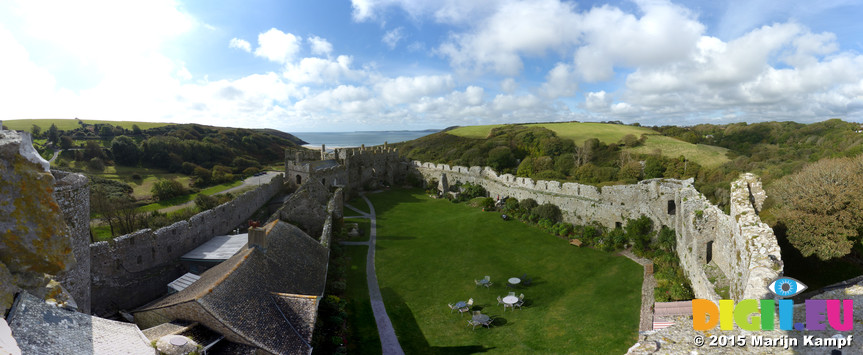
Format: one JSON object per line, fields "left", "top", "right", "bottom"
{"left": 618, "top": 249, "right": 656, "bottom": 332}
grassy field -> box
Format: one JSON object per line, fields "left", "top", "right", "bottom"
{"left": 368, "top": 189, "right": 642, "bottom": 354}
{"left": 629, "top": 135, "right": 730, "bottom": 168}
{"left": 447, "top": 122, "right": 729, "bottom": 168}
{"left": 137, "top": 180, "right": 244, "bottom": 213}
{"left": 55, "top": 162, "right": 193, "bottom": 200}
{"left": 343, "top": 245, "right": 382, "bottom": 354}
{"left": 4, "top": 118, "right": 174, "bottom": 131}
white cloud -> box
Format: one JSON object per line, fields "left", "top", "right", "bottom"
{"left": 438, "top": 0, "right": 581, "bottom": 75}
{"left": 500, "top": 78, "right": 517, "bottom": 93}
{"left": 574, "top": 0, "right": 704, "bottom": 82}
{"left": 350, "top": 0, "right": 500, "bottom": 24}
{"left": 375, "top": 74, "right": 454, "bottom": 104}
{"left": 309, "top": 36, "right": 333, "bottom": 56}
{"left": 255, "top": 28, "right": 302, "bottom": 64}
{"left": 540, "top": 63, "right": 578, "bottom": 98}
{"left": 283, "top": 55, "right": 365, "bottom": 84}
{"left": 229, "top": 38, "right": 252, "bottom": 52}
{"left": 382, "top": 27, "right": 404, "bottom": 49}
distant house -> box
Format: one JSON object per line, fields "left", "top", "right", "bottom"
{"left": 134, "top": 220, "right": 329, "bottom": 355}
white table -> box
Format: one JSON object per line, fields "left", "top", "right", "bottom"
{"left": 508, "top": 277, "right": 521, "bottom": 286}
{"left": 503, "top": 295, "right": 518, "bottom": 305}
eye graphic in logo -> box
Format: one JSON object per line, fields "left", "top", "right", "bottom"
{"left": 767, "top": 277, "right": 807, "bottom": 298}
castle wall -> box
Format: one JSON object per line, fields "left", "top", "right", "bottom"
{"left": 89, "top": 174, "right": 284, "bottom": 315}
{"left": 52, "top": 170, "right": 91, "bottom": 314}
{"left": 412, "top": 161, "right": 782, "bottom": 301}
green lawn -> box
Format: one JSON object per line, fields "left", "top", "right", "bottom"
{"left": 368, "top": 189, "right": 643, "bottom": 354}
{"left": 345, "top": 196, "right": 371, "bottom": 215}
{"left": 4, "top": 118, "right": 173, "bottom": 131}
{"left": 344, "top": 245, "right": 382, "bottom": 354}
{"left": 447, "top": 122, "right": 729, "bottom": 169}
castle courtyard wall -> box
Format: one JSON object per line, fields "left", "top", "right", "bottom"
{"left": 89, "top": 174, "right": 284, "bottom": 315}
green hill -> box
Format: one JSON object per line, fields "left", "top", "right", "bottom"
{"left": 3, "top": 118, "right": 172, "bottom": 131}
{"left": 447, "top": 122, "right": 730, "bottom": 168}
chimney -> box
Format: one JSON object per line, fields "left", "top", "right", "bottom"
{"left": 248, "top": 227, "right": 267, "bottom": 251}
{"left": 321, "top": 144, "right": 326, "bottom": 160}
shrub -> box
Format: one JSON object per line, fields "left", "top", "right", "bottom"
{"left": 480, "top": 197, "right": 495, "bottom": 210}
{"left": 532, "top": 203, "right": 562, "bottom": 223}
{"left": 131, "top": 173, "right": 142, "bottom": 181}
{"left": 88, "top": 157, "right": 105, "bottom": 171}
{"left": 242, "top": 167, "right": 261, "bottom": 176}
{"left": 195, "top": 194, "right": 219, "bottom": 211}
{"left": 519, "top": 198, "right": 538, "bottom": 212}
{"left": 460, "top": 182, "right": 486, "bottom": 199}
{"left": 504, "top": 197, "right": 519, "bottom": 211}
{"left": 151, "top": 179, "right": 186, "bottom": 201}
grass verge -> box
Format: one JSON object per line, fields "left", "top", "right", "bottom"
{"left": 344, "top": 245, "right": 381, "bottom": 354}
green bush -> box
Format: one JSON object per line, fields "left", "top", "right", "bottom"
{"left": 519, "top": 198, "right": 538, "bottom": 212}
{"left": 531, "top": 203, "right": 562, "bottom": 223}
{"left": 88, "top": 157, "right": 105, "bottom": 171}
{"left": 480, "top": 197, "right": 495, "bottom": 210}
{"left": 151, "top": 179, "right": 186, "bottom": 201}
{"left": 195, "top": 194, "right": 219, "bottom": 211}
{"left": 504, "top": 197, "right": 519, "bottom": 211}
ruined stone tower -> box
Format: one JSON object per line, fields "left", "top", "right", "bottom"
{"left": 52, "top": 170, "right": 91, "bottom": 313}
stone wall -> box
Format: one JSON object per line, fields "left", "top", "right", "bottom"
{"left": 411, "top": 161, "right": 782, "bottom": 301}
{"left": 52, "top": 170, "right": 91, "bottom": 314}
{"left": 89, "top": 174, "right": 284, "bottom": 315}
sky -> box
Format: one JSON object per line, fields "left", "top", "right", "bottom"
{"left": 1, "top": 0, "right": 863, "bottom": 132}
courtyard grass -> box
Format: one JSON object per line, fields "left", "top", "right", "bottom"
{"left": 368, "top": 189, "right": 643, "bottom": 354}
{"left": 343, "top": 245, "right": 382, "bottom": 354}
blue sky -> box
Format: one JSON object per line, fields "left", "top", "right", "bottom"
{"left": 1, "top": 0, "right": 863, "bottom": 132}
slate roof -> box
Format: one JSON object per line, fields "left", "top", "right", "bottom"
{"left": 7, "top": 292, "right": 153, "bottom": 355}
{"left": 134, "top": 221, "right": 328, "bottom": 355}
{"left": 167, "top": 273, "right": 201, "bottom": 293}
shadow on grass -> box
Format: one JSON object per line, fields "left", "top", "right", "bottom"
{"left": 381, "top": 287, "right": 494, "bottom": 355}
{"left": 363, "top": 188, "right": 426, "bottom": 216}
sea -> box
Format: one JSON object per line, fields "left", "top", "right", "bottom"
{"left": 294, "top": 130, "right": 439, "bottom": 150}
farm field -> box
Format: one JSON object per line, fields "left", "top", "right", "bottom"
{"left": 447, "top": 122, "right": 729, "bottom": 168}
{"left": 3, "top": 118, "right": 174, "bottom": 131}
{"left": 368, "top": 189, "right": 642, "bottom": 354}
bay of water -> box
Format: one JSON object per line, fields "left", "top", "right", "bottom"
{"left": 294, "top": 130, "right": 439, "bottom": 149}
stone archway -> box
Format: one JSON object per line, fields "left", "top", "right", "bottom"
{"left": 296, "top": 174, "right": 302, "bottom": 185}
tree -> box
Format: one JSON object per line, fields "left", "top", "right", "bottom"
{"left": 195, "top": 194, "right": 219, "bottom": 211}
{"left": 772, "top": 156, "right": 863, "bottom": 260}
{"left": 47, "top": 123, "right": 59, "bottom": 143}
{"left": 643, "top": 156, "right": 666, "bottom": 179}
{"left": 111, "top": 136, "right": 141, "bottom": 166}
{"left": 621, "top": 134, "right": 639, "bottom": 147}
{"left": 30, "top": 125, "right": 42, "bottom": 138}
{"left": 487, "top": 146, "right": 515, "bottom": 171}
{"left": 59, "top": 136, "right": 74, "bottom": 150}
{"left": 532, "top": 203, "right": 562, "bottom": 223}
{"left": 84, "top": 141, "right": 105, "bottom": 160}
{"left": 131, "top": 124, "right": 142, "bottom": 135}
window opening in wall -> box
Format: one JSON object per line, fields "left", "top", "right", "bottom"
{"left": 296, "top": 175, "right": 302, "bottom": 185}
{"left": 667, "top": 200, "right": 676, "bottom": 215}
{"left": 137, "top": 255, "right": 142, "bottom": 264}
{"left": 706, "top": 241, "right": 714, "bottom": 264}
{"left": 615, "top": 222, "right": 622, "bottom": 229}
{"left": 321, "top": 178, "right": 326, "bottom": 185}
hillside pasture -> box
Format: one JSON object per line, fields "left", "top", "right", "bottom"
{"left": 447, "top": 122, "right": 729, "bottom": 168}
{"left": 4, "top": 118, "right": 173, "bottom": 131}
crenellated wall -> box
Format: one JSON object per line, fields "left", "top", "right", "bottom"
{"left": 89, "top": 174, "right": 284, "bottom": 315}
{"left": 411, "top": 161, "right": 783, "bottom": 301}
{"left": 52, "top": 170, "right": 91, "bottom": 313}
